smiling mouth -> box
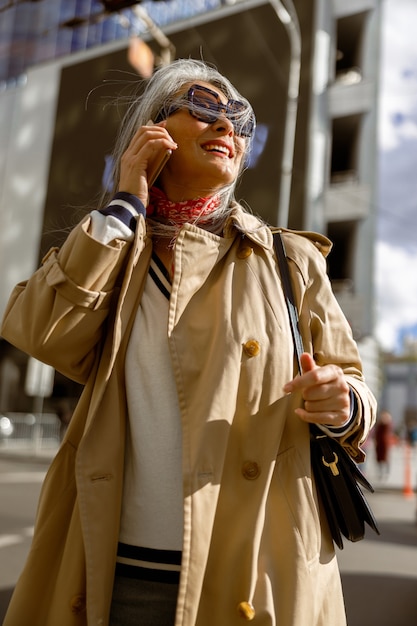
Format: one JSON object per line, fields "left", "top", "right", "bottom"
{"left": 202, "top": 143, "right": 232, "bottom": 158}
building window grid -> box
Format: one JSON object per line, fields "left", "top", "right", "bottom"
{"left": 0, "top": 0, "right": 223, "bottom": 85}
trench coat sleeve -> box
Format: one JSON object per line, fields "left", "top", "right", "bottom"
{"left": 0, "top": 215, "right": 135, "bottom": 384}
{"left": 282, "top": 231, "right": 377, "bottom": 461}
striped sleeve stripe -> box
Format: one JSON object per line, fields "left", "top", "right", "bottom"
{"left": 98, "top": 193, "right": 146, "bottom": 232}
{"left": 100, "top": 204, "right": 137, "bottom": 231}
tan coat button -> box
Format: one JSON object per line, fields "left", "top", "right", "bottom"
{"left": 243, "top": 340, "right": 260, "bottom": 357}
{"left": 237, "top": 601, "right": 255, "bottom": 620}
{"left": 70, "top": 594, "right": 86, "bottom": 615}
{"left": 237, "top": 246, "right": 253, "bottom": 259}
{"left": 242, "top": 461, "right": 261, "bottom": 480}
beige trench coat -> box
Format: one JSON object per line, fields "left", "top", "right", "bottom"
{"left": 1, "top": 204, "right": 376, "bottom": 626}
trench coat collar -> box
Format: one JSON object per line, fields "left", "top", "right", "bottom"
{"left": 222, "top": 203, "right": 273, "bottom": 249}
{"left": 220, "top": 204, "right": 332, "bottom": 256}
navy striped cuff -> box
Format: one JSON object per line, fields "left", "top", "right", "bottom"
{"left": 98, "top": 192, "right": 146, "bottom": 232}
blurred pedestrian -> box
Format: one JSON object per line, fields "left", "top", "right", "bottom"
{"left": 375, "top": 409, "right": 393, "bottom": 480}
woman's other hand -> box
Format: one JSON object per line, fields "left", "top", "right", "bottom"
{"left": 283, "top": 353, "right": 351, "bottom": 427}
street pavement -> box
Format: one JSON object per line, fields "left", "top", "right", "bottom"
{"left": 337, "top": 441, "right": 417, "bottom": 626}
{"left": 0, "top": 456, "right": 45, "bottom": 624}
{"left": 0, "top": 441, "right": 416, "bottom": 625}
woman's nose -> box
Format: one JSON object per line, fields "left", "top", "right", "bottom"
{"left": 213, "top": 114, "right": 234, "bottom": 135}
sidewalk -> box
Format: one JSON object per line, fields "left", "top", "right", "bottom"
{"left": 336, "top": 442, "right": 417, "bottom": 626}
{"left": 1, "top": 442, "right": 416, "bottom": 625}
{"left": 0, "top": 443, "right": 58, "bottom": 466}
{"left": 338, "top": 487, "right": 417, "bottom": 626}
{"left": 1, "top": 436, "right": 415, "bottom": 482}
{"left": 361, "top": 439, "right": 417, "bottom": 493}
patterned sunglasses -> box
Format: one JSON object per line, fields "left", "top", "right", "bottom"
{"left": 155, "top": 83, "right": 255, "bottom": 138}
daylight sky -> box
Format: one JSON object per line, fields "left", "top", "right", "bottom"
{"left": 376, "top": 0, "right": 417, "bottom": 352}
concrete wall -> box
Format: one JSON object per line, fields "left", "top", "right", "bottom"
{"left": 0, "top": 64, "right": 61, "bottom": 320}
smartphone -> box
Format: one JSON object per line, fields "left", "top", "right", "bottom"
{"left": 148, "top": 149, "right": 172, "bottom": 187}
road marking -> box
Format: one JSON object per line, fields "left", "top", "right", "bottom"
{"left": 0, "top": 527, "right": 33, "bottom": 549}
{"left": 0, "top": 534, "right": 22, "bottom": 548}
{"left": 0, "top": 472, "right": 46, "bottom": 483}
{"left": 339, "top": 540, "right": 417, "bottom": 578}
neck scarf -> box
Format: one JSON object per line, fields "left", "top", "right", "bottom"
{"left": 147, "top": 186, "right": 221, "bottom": 225}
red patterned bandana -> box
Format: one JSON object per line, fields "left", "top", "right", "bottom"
{"left": 147, "top": 186, "right": 221, "bottom": 225}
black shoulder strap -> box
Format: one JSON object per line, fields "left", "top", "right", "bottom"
{"left": 272, "top": 231, "right": 304, "bottom": 375}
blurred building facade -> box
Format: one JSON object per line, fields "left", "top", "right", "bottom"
{"left": 0, "top": 0, "right": 222, "bottom": 86}
{"left": 380, "top": 357, "right": 417, "bottom": 440}
{"left": 0, "top": 0, "right": 382, "bottom": 414}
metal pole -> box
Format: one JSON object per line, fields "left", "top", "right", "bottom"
{"left": 268, "top": 0, "right": 301, "bottom": 228}
{"left": 132, "top": 5, "right": 176, "bottom": 66}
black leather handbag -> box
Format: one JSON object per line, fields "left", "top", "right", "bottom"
{"left": 273, "top": 230, "right": 380, "bottom": 549}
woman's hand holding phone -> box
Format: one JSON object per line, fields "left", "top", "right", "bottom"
{"left": 118, "top": 120, "right": 177, "bottom": 206}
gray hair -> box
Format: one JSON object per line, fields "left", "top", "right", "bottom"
{"left": 102, "top": 59, "right": 255, "bottom": 236}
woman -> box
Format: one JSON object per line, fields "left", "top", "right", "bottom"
{"left": 1, "top": 59, "right": 376, "bottom": 625}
